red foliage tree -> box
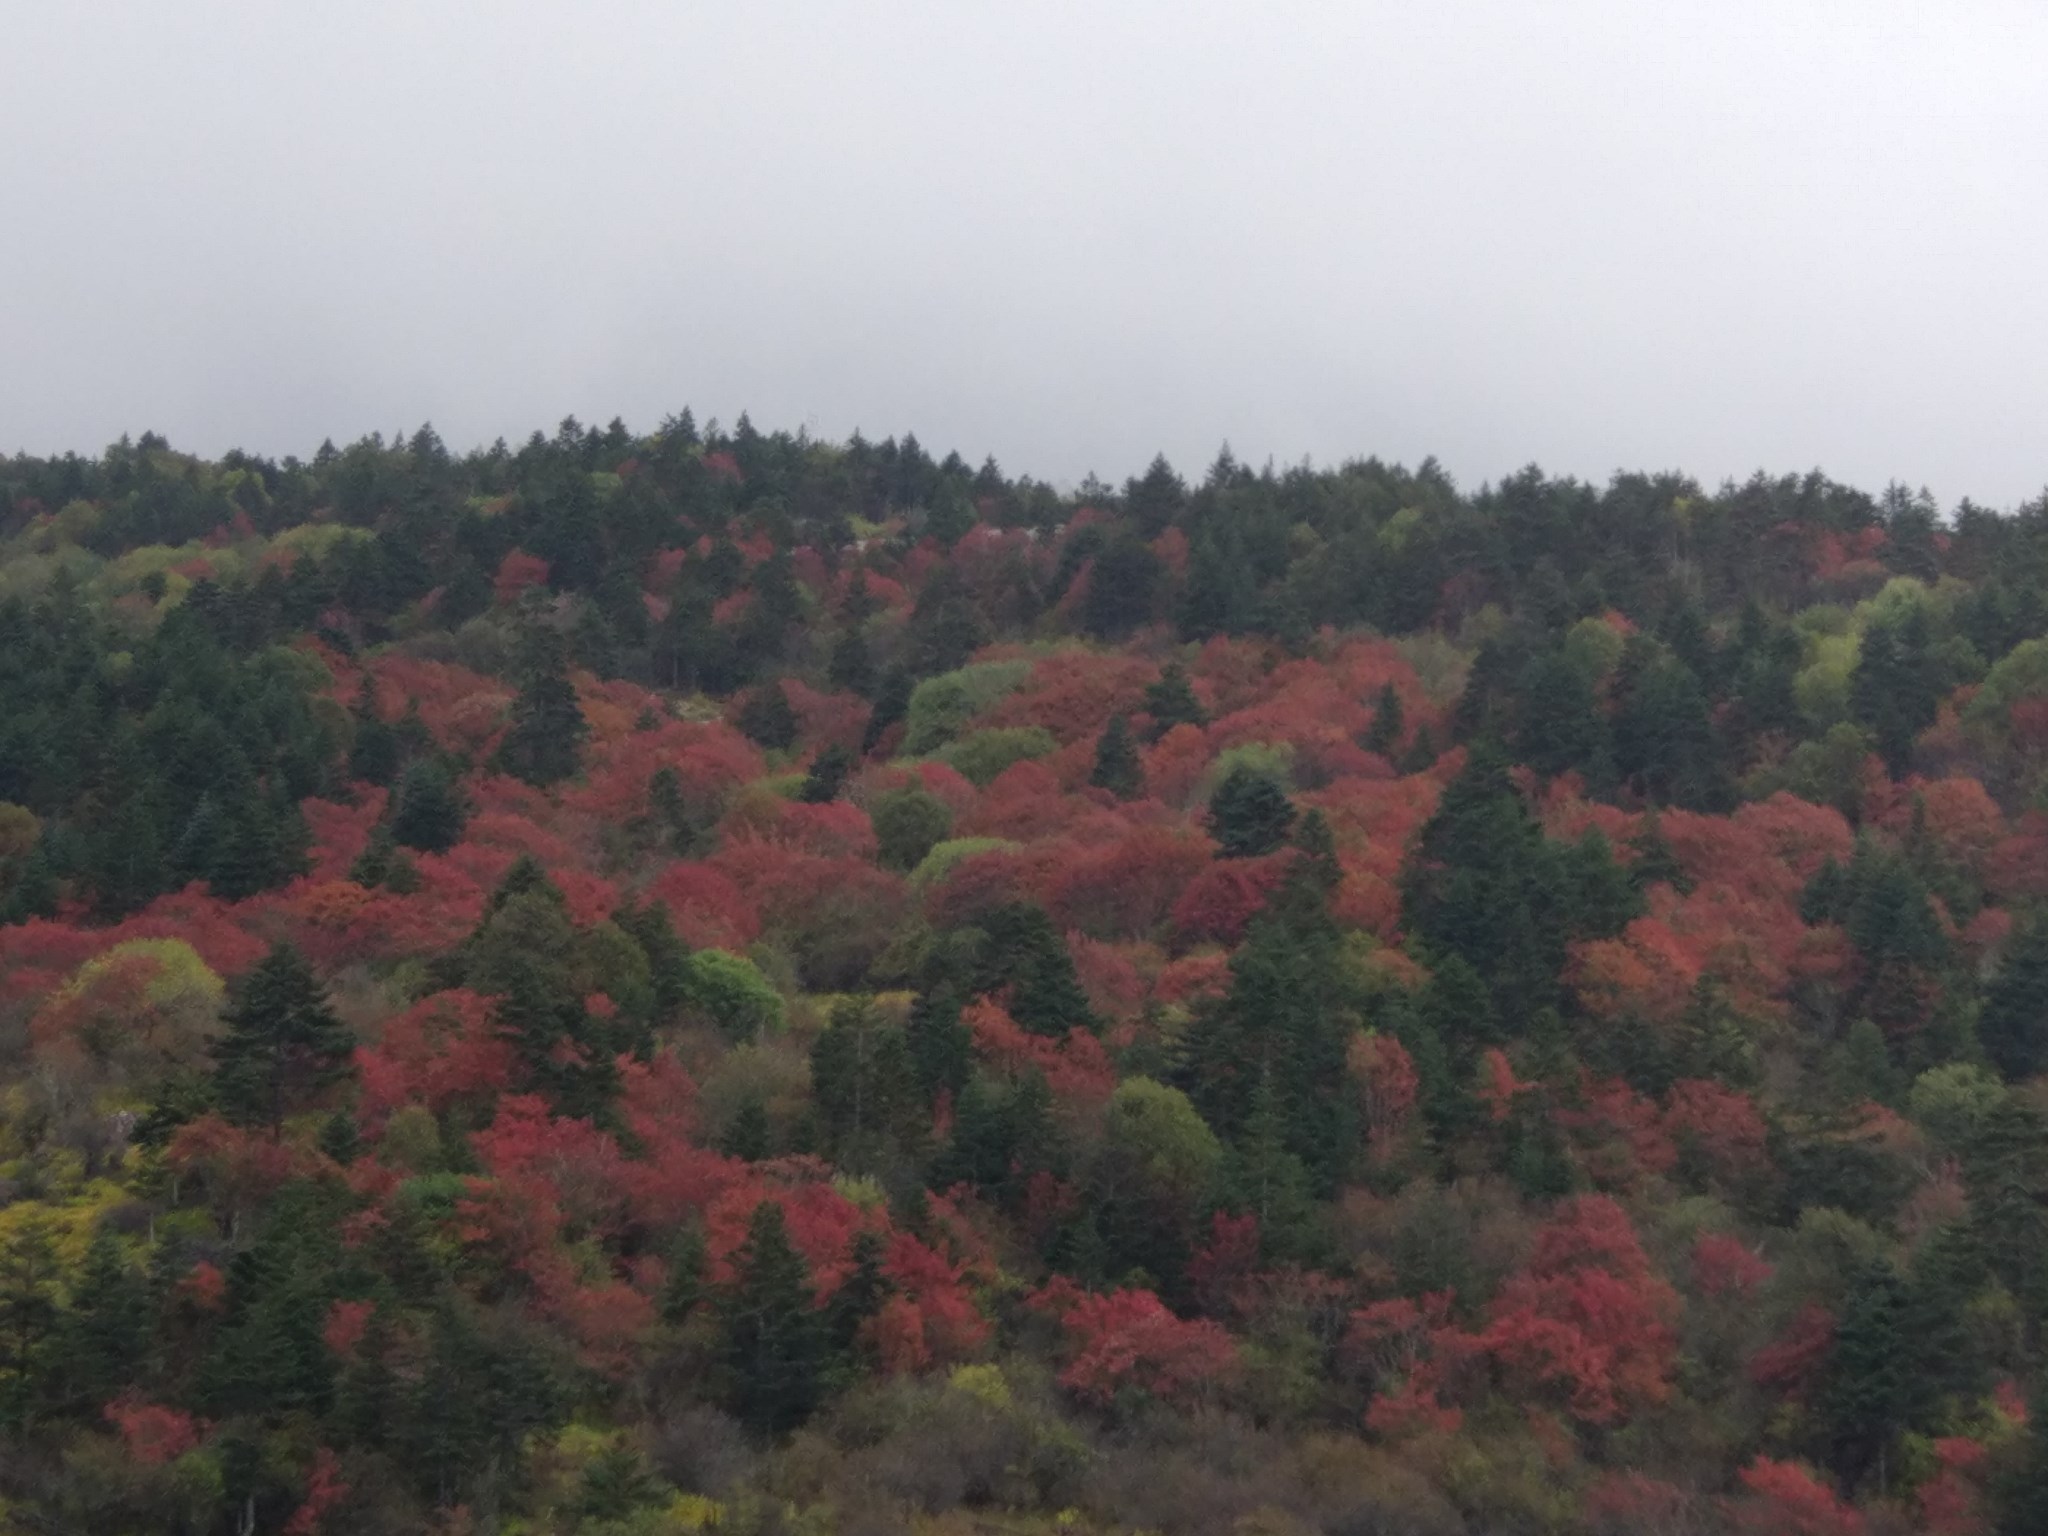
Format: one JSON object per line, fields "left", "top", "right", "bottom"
{"left": 1691, "top": 1232, "right": 1773, "bottom": 1299}
{"left": 1044, "top": 823, "right": 1214, "bottom": 939}
{"left": 493, "top": 549, "right": 550, "bottom": 605}
{"left": 357, "top": 989, "right": 517, "bottom": 1127}
{"left": 1478, "top": 1194, "right": 1680, "bottom": 1426}
{"left": 1030, "top": 1281, "right": 1238, "bottom": 1406}
{"left": 1750, "top": 1303, "right": 1836, "bottom": 1399}
{"left": 963, "top": 997, "right": 1116, "bottom": 1109}
{"left": 1170, "top": 852, "right": 1290, "bottom": 947}
{"left": 1726, "top": 1456, "right": 1865, "bottom": 1536}
{"left": 1348, "top": 1032, "right": 1419, "bottom": 1159}
{"left": 1664, "top": 1078, "right": 1770, "bottom": 1186}
{"left": 104, "top": 1392, "right": 203, "bottom": 1465}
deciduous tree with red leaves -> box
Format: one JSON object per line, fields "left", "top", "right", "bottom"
{"left": 1478, "top": 1193, "right": 1679, "bottom": 1426}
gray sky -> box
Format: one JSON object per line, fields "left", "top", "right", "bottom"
{"left": 4, "top": 1, "right": 2044, "bottom": 505}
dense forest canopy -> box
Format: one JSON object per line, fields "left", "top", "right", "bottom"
{"left": 2, "top": 414, "right": 2048, "bottom": 1534}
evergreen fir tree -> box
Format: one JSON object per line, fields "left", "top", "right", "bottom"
{"left": 1982, "top": 909, "right": 2048, "bottom": 1081}
{"left": 737, "top": 681, "right": 799, "bottom": 751}
{"left": 1089, "top": 714, "right": 1144, "bottom": 800}
{"left": 494, "top": 625, "right": 588, "bottom": 787}
{"left": 212, "top": 942, "right": 355, "bottom": 1136}
{"left": 822, "top": 1229, "right": 889, "bottom": 1386}
{"left": 347, "top": 678, "right": 401, "bottom": 787}
{"left": 0, "top": 1216, "right": 61, "bottom": 1432}
{"left": 827, "top": 624, "right": 875, "bottom": 697}
{"left": 863, "top": 665, "right": 915, "bottom": 754}
{"left": 661, "top": 1224, "right": 708, "bottom": 1325}
{"left": 717, "top": 1201, "right": 826, "bottom": 1438}
{"left": 1207, "top": 765, "right": 1295, "bottom": 858}
{"left": 389, "top": 755, "right": 466, "bottom": 853}
{"left": 1142, "top": 661, "right": 1208, "bottom": 738}
{"left": 1363, "top": 682, "right": 1405, "bottom": 758}
{"left": 1400, "top": 740, "right": 1570, "bottom": 1032}
{"left": 906, "top": 988, "right": 972, "bottom": 1104}
{"left": 797, "top": 744, "right": 854, "bottom": 804}
{"left": 1823, "top": 1256, "right": 1920, "bottom": 1493}
{"left": 971, "top": 903, "right": 1097, "bottom": 1037}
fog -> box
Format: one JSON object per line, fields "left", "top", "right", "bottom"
{"left": 4, "top": 1, "right": 2044, "bottom": 504}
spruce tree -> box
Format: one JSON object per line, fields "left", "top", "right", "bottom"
{"left": 1400, "top": 740, "right": 1568, "bottom": 1032}
{"left": 56, "top": 1228, "right": 149, "bottom": 1415}
{"left": 906, "top": 988, "right": 972, "bottom": 1104}
{"left": 494, "top": 625, "right": 588, "bottom": 787}
{"left": 737, "top": 681, "right": 798, "bottom": 751}
{"left": 389, "top": 755, "right": 466, "bottom": 853}
{"left": 797, "top": 744, "right": 853, "bottom": 804}
{"left": 717, "top": 1201, "right": 826, "bottom": 1438}
{"left": 213, "top": 942, "right": 355, "bottom": 1136}
{"left": 1363, "top": 682, "right": 1405, "bottom": 758}
{"left": 661, "top": 1224, "right": 707, "bottom": 1325}
{"left": 972, "top": 903, "right": 1096, "bottom": 1037}
{"left": 1982, "top": 909, "right": 2048, "bottom": 1081}
{"left": 347, "top": 678, "right": 401, "bottom": 787}
{"left": 1824, "top": 1256, "right": 1920, "bottom": 1493}
{"left": 1089, "top": 714, "right": 1144, "bottom": 800}
{"left": 0, "top": 1216, "right": 61, "bottom": 1432}
{"left": 827, "top": 624, "right": 875, "bottom": 697}
{"left": 1143, "top": 662, "right": 1208, "bottom": 739}
{"left": 1207, "top": 765, "right": 1295, "bottom": 858}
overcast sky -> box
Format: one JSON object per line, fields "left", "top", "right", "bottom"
{"left": 3, "top": 2, "right": 2044, "bottom": 506}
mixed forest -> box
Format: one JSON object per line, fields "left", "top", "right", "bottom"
{"left": 2, "top": 413, "right": 2048, "bottom": 1534}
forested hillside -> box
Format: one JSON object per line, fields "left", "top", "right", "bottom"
{"left": 3, "top": 415, "right": 2048, "bottom": 1534}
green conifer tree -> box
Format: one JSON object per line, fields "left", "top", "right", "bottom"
{"left": 494, "top": 625, "right": 588, "bottom": 787}
{"left": 212, "top": 942, "right": 355, "bottom": 1136}
{"left": 1089, "top": 714, "right": 1144, "bottom": 800}
{"left": 717, "top": 1201, "right": 826, "bottom": 1438}
{"left": 1207, "top": 765, "right": 1295, "bottom": 858}
{"left": 1143, "top": 662, "right": 1208, "bottom": 739}
{"left": 389, "top": 756, "right": 466, "bottom": 853}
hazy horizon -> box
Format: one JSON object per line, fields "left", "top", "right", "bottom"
{"left": 5, "top": 2, "right": 2044, "bottom": 507}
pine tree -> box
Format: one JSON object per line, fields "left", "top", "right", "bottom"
{"left": 1180, "top": 858, "right": 1352, "bottom": 1187}
{"left": 1982, "top": 909, "right": 2048, "bottom": 1081}
{"left": 468, "top": 872, "right": 619, "bottom": 1118}
{"left": 494, "top": 625, "right": 588, "bottom": 787}
{"left": 213, "top": 942, "right": 355, "bottom": 1136}
{"left": 347, "top": 678, "right": 401, "bottom": 787}
{"left": 906, "top": 988, "right": 971, "bottom": 1104}
{"left": 1400, "top": 740, "right": 1568, "bottom": 1032}
{"left": 823, "top": 1230, "right": 889, "bottom": 1386}
{"left": 661, "top": 1224, "right": 708, "bottom": 1325}
{"left": 798, "top": 744, "right": 854, "bottom": 804}
{"left": 811, "top": 995, "right": 920, "bottom": 1170}
{"left": 56, "top": 1228, "right": 149, "bottom": 1415}
{"left": 972, "top": 903, "right": 1097, "bottom": 1037}
{"left": 1516, "top": 650, "right": 1614, "bottom": 787}
{"left": 0, "top": 1215, "right": 61, "bottom": 1432}
{"left": 1143, "top": 662, "right": 1208, "bottom": 739}
{"left": 1824, "top": 1256, "right": 1919, "bottom": 1493}
{"left": 1363, "top": 682, "right": 1404, "bottom": 758}
{"left": 721, "top": 1099, "right": 771, "bottom": 1162}
{"left": 1626, "top": 805, "right": 1690, "bottom": 894}
{"left": 1089, "top": 714, "right": 1144, "bottom": 800}
{"left": 737, "top": 681, "right": 798, "bottom": 751}
{"left": 925, "top": 491, "right": 976, "bottom": 548}
{"left": 389, "top": 755, "right": 466, "bottom": 853}
{"left": 1082, "top": 532, "right": 1164, "bottom": 640}
{"left": 717, "top": 1201, "right": 826, "bottom": 1438}
{"left": 827, "top": 624, "right": 875, "bottom": 698}
{"left": 1615, "top": 653, "right": 1730, "bottom": 809}
{"left": 1852, "top": 606, "right": 1945, "bottom": 775}
{"left": 1207, "top": 765, "right": 1295, "bottom": 858}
